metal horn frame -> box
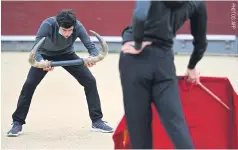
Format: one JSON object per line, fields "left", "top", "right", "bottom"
{"left": 28, "top": 30, "right": 109, "bottom": 68}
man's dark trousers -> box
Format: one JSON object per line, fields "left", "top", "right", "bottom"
{"left": 12, "top": 52, "right": 103, "bottom": 124}
{"left": 119, "top": 46, "right": 195, "bottom": 149}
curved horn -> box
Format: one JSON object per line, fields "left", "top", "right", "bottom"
{"left": 28, "top": 37, "right": 49, "bottom": 68}
{"left": 82, "top": 30, "right": 109, "bottom": 65}
{"left": 28, "top": 30, "right": 109, "bottom": 68}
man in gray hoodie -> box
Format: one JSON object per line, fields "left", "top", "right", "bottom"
{"left": 7, "top": 9, "right": 113, "bottom": 137}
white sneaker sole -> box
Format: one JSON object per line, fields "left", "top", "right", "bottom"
{"left": 91, "top": 128, "right": 114, "bottom": 133}
{"left": 6, "top": 131, "right": 23, "bottom": 137}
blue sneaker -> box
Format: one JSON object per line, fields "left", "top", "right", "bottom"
{"left": 91, "top": 119, "right": 114, "bottom": 133}
{"left": 7, "top": 121, "right": 23, "bottom": 137}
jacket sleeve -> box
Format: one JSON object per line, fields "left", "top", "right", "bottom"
{"left": 132, "top": 0, "right": 152, "bottom": 50}
{"left": 76, "top": 22, "right": 99, "bottom": 56}
{"left": 187, "top": 1, "right": 208, "bottom": 69}
{"left": 32, "top": 20, "right": 52, "bottom": 61}
{"left": 121, "top": 25, "right": 133, "bottom": 44}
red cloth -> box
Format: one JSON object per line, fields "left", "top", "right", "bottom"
{"left": 112, "top": 76, "right": 238, "bottom": 149}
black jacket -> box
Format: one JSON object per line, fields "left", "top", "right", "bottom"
{"left": 122, "top": 1, "right": 208, "bottom": 69}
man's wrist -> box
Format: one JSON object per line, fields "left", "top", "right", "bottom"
{"left": 187, "top": 63, "right": 195, "bottom": 70}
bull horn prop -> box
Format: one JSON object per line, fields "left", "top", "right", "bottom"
{"left": 28, "top": 30, "right": 109, "bottom": 68}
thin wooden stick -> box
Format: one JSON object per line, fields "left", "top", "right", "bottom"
{"left": 198, "top": 82, "right": 231, "bottom": 111}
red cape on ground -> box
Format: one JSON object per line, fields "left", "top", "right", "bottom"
{"left": 113, "top": 76, "right": 238, "bottom": 149}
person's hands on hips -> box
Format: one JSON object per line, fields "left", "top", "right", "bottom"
{"left": 186, "top": 68, "right": 200, "bottom": 84}
{"left": 121, "top": 41, "right": 152, "bottom": 54}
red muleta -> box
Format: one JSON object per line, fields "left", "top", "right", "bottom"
{"left": 113, "top": 76, "right": 238, "bottom": 149}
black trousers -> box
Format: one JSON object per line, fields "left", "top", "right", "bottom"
{"left": 119, "top": 46, "right": 194, "bottom": 149}
{"left": 12, "top": 52, "right": 103, "bottom": 124}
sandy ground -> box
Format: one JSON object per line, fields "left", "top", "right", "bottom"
{"left": 1, "top": 52, "right": 238, "bottom": 149}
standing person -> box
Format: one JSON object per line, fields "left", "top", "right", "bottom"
{"left": 7, "top": 9, "right": 113, "bottom": 137}
{"left": 119, "top": 1, "right": 207, "bottom": 149}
